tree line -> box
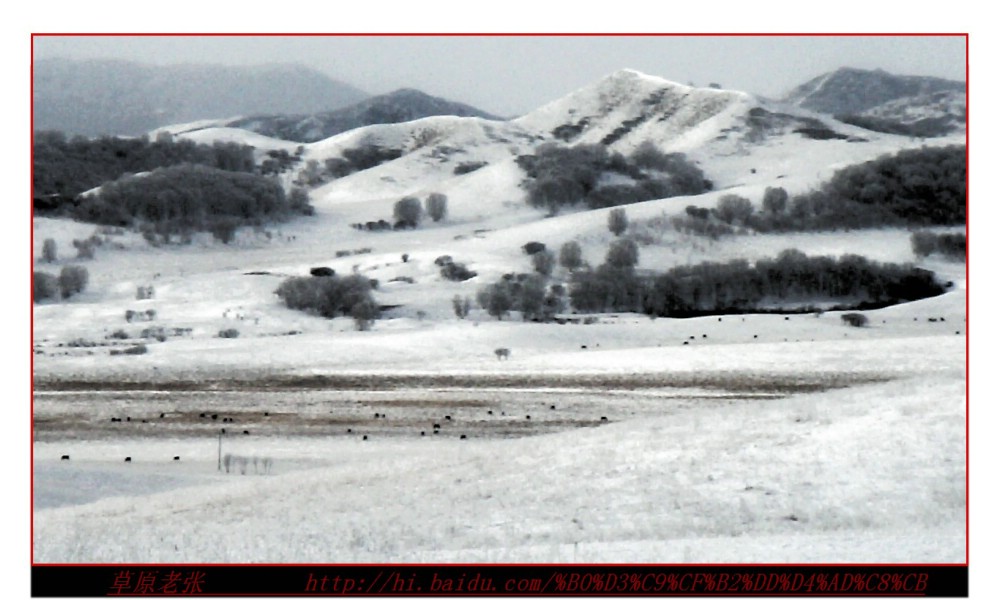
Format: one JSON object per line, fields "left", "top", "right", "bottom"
{"left": 33, "top": 130, "right": 258, "bottom": 212}
{"left": 73, "top": 164, "right": 312, "bottom": 244}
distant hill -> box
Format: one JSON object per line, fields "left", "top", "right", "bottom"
{"left": 33, "top": 58, "right": 369, "bottom": 137}
{"left": 783, "top": 67, "right": 964, "bottom": 115}
{"left": 784, "top": 67, "right": 966, "bottom": 138}
{"left": 222, "top": 88, "right": 504, "bottom": 142}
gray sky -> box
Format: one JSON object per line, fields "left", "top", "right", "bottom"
{"left": 32, "top": 35, "right": 966, "bottom": 119}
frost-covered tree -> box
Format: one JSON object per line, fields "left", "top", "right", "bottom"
{"left": 425, "top": 193, "right": 448, "bottom": 222}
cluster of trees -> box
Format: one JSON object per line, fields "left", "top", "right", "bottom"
{"left": 911, "top": 231, "right": 966, "bottom": 261}
{"left": 515, "top": 141, "right": 711, "bottom": 215}
{"left": 259, "top": 148, "right": 304, "bottom": 176}
{"left": 566, "top": 248, "right": 944, "bottom": 317}
{"left": 34, "top": 266, "right": 89, "bottom": 302}
{"left": 640, "top": 251, "right": 945, "bottom": 317}
{"left": 73, "top": 164, "right": 312, "bottom": 244}
{"left": 392, "top": 193, "right": 448, "bottom": 228}
{"left": 33, "top": 131, "right": 257, "bottom": 211}
{"left": 568, "top": 239, "right": 643, "bottom": 313}
{"left": 476, "top": 273, "right": 567, "bottom": 321}
{"left": 675, "top": 146, "right": 966, "bottom": 238}
{"left": 274, "top": 274, "right": 380, "bottom": 330}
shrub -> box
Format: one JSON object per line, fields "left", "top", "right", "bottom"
{"left": 425, "top": 193, "right": 448, "bottom": 222}
{"left": 608, "top": 208, "right": 629, "bottom": 236}
{"left": 911, "top": 231, "right": 966, "bottom": 261}
{"left": 350, "top": 299, "right": 379, "bottom": 331}
{"left": 73, "top": 238, "right": 96, "bottom": 260}
{"left": 606, "top": 239, "right": 639, "bottom": 270}
{"left": 393, "top": 196, "right": 423, "bottom": 227}
{"left": 58, "top": 265, "right": 89, "bottom": 299}
{"left": 42, "top": 238, "right": 57, "bottom": 263}
{"left": 452, "top": 295, "right": 472, "bottom": 319}
{"left": 523, "top": 242, "right": 546, "bottom": 255}
{"left": 218, "top": 328, "right": 240, "bottom": 338}
{"left": 559, "top": 241, "right": 583, "bottom": 271}
{"left": 532, "top": 250, "right": 556, "bottom": 277}
{"left": 109, "top": 329, "right": 130, "bottom": 340}
{"left": 453, "top": 161, "right": 486, "bottom": 175}
{"left": 441, "top": 262, "right": 477, "bottom": 282}
{"left": 762, "top": 187, "right": 789, "bottom": 214}
{"left": 34, "top": 272, "right": 59, "bottom": 302}
{"left": 714, "top": 194, "right": 754, "bottom": 225}
{"left": 275, "top": 274, "right": 379, "bottom": 321}
{"left": 111, "top": 344, "right": 148, "bottom": 356}
{"left": 476, "top": 283, "right": 514, "bottom": 320}
{"left": 841, "top": 313, "right": 869, "bottom": 327}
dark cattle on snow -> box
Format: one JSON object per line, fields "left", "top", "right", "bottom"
{"left": 60, "top": 455, "right": 70, "bottom": 460}
{"left": 310, "top": 267, "right": 335, "bottom": 277}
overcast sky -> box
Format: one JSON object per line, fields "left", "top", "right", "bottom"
{"left": 32, "top": 35, "right": 966, "bottom": 117}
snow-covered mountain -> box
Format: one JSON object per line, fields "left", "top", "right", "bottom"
{"left": 222, "top": 88, "right": 505, "bottom": 143}
{"left": 782, "top": 67, "right": 964, "bottom": 116}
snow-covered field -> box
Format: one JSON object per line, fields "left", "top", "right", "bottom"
{"left": 31, "top": 70, "right": 968, "bottom": 564}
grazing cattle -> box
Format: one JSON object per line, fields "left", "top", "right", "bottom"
{"left": 460, "top": 434, "right": 467, "bottom": 439}
{"left": 124, "top": 457, "right": 132, "bottom": 463}
{"left": 60, "top": 455, "right": 70, "bottom": 460}
{"left": 433, "top": 423, "right": 441, "bottom": 429}
{"left": 550, "top": 405, "right": 556, "bottom": 410}
{"left": 487, "top": 410, "right": 493, "bottom": 415}
{"left": 421, "top": 431, "right": 425, "bottom": 436}
{"left": 159, "top": 413, "right": 165, "bottom": 418}
{"left": 683, "top": 341, "right": 689, "bottom": 345}
{"left": 526, "top": 415, "right": 531, "bottom": 420}
{"left": 211, "top": 414, "right": 218, "bottom": 420}
{"left": 495, "top": 348, "right": 511, "bottom": 360}
{"left": 702, "top": 334, "right": 707, "bottom": 338}
{"left": 310, "top": 267, "right": 335, "bottom": 277}
{"left": 363, "top": 435, "right": 368, "bottom": 441}
{"left": 445, "top": 415, "right": 452, "bottom": 421}
{"left": 928, "top": 317, "right": 938, "bottom": 323}
{"left": 173, "top": 456, "right": 180, "bottom": 461}
{"left": 243, "top": 430, "right": 249, "bottom": 435}
{"left": 347, "top": 428, "right": 352, "bottom": 433}
{"left": 600, "top": 416, "right": 608, "bottom": 421}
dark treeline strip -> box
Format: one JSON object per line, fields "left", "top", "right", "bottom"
{"left": 672, "top": 145, "right": 965, "bottom": 237}
{"left": 73, "top": 164, "right": 310, "bottom": 244}
{"left": 33, "top": 131, "right": 257, "bottom": 211}
{"left": 911, "top": 230, "right": 967, "bottom": 261}
{"left": 569, "top": 249, "right": 946, "bottom": 317}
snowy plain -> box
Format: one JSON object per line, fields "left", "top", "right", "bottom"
{"left": 31, "top": 70, "right": 967, "bottom": 565}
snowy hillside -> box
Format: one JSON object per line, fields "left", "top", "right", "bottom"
{"left": 32, "top": 67, "right": 967, "bottom": 566}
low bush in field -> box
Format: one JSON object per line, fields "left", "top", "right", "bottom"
{"left": 275, "top": 274, "right": 380, "bottom": 330}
